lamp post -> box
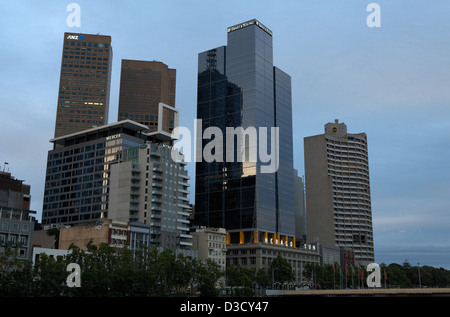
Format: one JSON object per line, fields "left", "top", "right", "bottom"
{"left": 417, "top": 262, "right": 422, "bottom": 288}
{"left": 272, "top": 267, "right": 279, "bottom": 290}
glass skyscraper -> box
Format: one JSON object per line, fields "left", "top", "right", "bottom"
{"left": 194, "top": 19, "right": 295, "bottom": 247}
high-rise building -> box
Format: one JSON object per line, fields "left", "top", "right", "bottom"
{"left": 304, "top": 119, "right": 374, "bottom": 265}
{"left": 118, "top": 60, "right": 176, "bottom": 134}
{"left": 42, "top": 120, "right": 149, "bottom": 226}
{"left": 194, "top": 19, "right": 296, "bottom": 248}
{"left": 109, "top": 135, "right": 192, "bottom": 251}
{"left": 54, "top": 32, "right": 113, "bottom": 138}
{"left": 294, "top": 169, "right": 306, "bottom": 244}
{"left": 42, "top": 110, "right": 193, "bottom": 252}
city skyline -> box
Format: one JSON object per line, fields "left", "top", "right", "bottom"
{"left": 1, "top": 0, "right": 449, "bottom": 268}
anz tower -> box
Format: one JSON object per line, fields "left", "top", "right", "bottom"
{"left": 194, "top": 19, "right": 296, "bottom": 247}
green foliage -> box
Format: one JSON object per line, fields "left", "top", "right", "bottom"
{"left": 0, "top": 244, "right": 225, "bottom": 297}
{"left": 269, "top": 255, "right": 294, "bottom": 283}
{"left": 4, "top": 243, "right": 449, "bottom": 296}
{"left": 304, "top": 261, "right": 450, "bottom": 289}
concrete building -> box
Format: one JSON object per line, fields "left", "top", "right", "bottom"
{"left": 58, "top": 218, "right": 129, "bottom": 250}
{"left": 304, "top": 119, "right": 374, "bottom": 265}
{"left": 32, "top": 247, "right": 71, "bottom": 265}
{"left": 54, "top": 32, "right": 113, "bottom": 138}
{"left": 0, "top": 171, "right": 36, "bottom": 261}
{"left": 0, "top": 171, "right": 31, "bottom": 210}
{"left": 191, "top": 227, "right": 227, "bottom": 271}
{"left": 294, "top": 169, "right": 306, "bottom": 244}
{"left": 109, "top": 127, "right": 192, "bottom": 252}
{"left": 0, "top": 207, "right": 36, "bottom": 260}
{"left": 226, "top": 242, "right": 320, "bottom": 286}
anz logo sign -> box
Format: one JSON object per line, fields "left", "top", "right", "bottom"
{"left": 66, "top": 34, "right": 84, "bottom": 40}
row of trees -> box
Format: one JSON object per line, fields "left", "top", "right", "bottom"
{"left": 0, "top": 242, "right": 293, "bottom": 297}
{"left": 4, "top": 242, "right": 447, "bottom": 296}
{"left": 303, "top": 261, "right": 450, "bottom": 289}
{"left": 0, "top": 243, "right": 222, "bottom": 297}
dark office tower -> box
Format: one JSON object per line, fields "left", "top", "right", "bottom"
{"left": 42, "top": 121, "right": 149, "bottom": 226}
{"left": 54, "top": 32, "right": 113, "bottom": 138}
{"left": 195, "top": 19, "right": 296, "bottom": 247}
{"left": 304, "top": 120, "right": 374, "bottom": 265}
{"left": 118, "top": 60, "right": 176, "bottom": 133}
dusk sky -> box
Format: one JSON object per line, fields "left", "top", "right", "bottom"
{"left": 1, "top": 0, "right": 449, "bottom": 268}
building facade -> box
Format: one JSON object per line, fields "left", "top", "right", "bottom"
{"left": 294, "top": 169, "right": 306, "bottom": 244}
{"left": 0, "top": 207, "right": 36, "bottom": 260}
{"left": 42, "top": 120, "right": 148, "bottom": 226}
{"left": 118, "top": 60, "right": 176, "bottom": 134}
{"left": 304, "top": 119, "right": 374, "bottom": 265}
{"left": 0, "top": 171, "right": 31, "bottom": 210}
{"left": 54, "top": 32, "right": 113, "bottom": 138}
{"left": 0, "top": 171, "right": 35, "bottom": 260}
{"left": 194, "top": 19, "right": 295, "bottom": 247}
{"left": 191, "top": 227, "right": 227, "bottom": 271}
{"left": 226, "top": 242, "right": 320, "bottom": 286}
{"left": 109, "top": 134, "right": 192, "bottom": 251}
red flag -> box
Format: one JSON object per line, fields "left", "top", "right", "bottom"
{"left": 384, "top": 270, "right": 388, "bottom": 281}
{"left": 346, "top": 266, "right": 349, "bottom": 277}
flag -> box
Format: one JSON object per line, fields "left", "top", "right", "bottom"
{"left": 346, "top": 266, "right": 349, "bottom": 277}
{"left": 384, "top": 270, "right": 388, "bottom": 281}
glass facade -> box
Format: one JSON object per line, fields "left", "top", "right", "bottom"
{"left": 195, "top": 20, "right": 295, "bottom": 242}
{"left": 42, "top": 122, "right": 146, "bottom": 226}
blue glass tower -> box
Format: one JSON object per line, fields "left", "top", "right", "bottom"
{"left": 195, "top": 19, "right": 295, "bottom": 246}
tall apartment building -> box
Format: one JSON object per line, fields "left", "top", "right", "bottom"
{"left": 54, "top": 32, "right": 113, "bottom": 138}
{"left": 118, "top": 60, "right": 176, "bottom": 133}
{"left": 194, "top": 19, "right": 296, "bottom": 247}
{"left": 304, "top": 119, "right": 374, "bottom": 265}
{"left": 109, "top": 133, "right": 192, "bottom": 251}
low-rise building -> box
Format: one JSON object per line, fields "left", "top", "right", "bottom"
{"left": 0, "top": 207, "right": 36, "bottom": 260}
{"left": 191, "top": 227, "right": 227, "bottom": 271}
{"left": 58, "top": 219, "right": 129, "bottom": 250}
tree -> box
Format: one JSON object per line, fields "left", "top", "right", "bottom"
{"left": 269, "top": 255, "right": 293, "bottom": 286}
{"left": 196, "top": 259, "right": 223, "bottom": 297}
{"left": 255, "top": 269, "right": 270, "bottom": 289}
{"left": 0, "top": 248, "right": 34, "bottom": 296}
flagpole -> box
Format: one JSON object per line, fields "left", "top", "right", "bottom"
{"left": 333, "top": 264, "right": 336, "bottom": 289}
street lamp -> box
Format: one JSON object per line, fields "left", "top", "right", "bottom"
{"left": 272, "top": 267, "right": 279, "bottom": 290}
{"left": 417, "top": 262, "right": 422, "bottom": 288}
